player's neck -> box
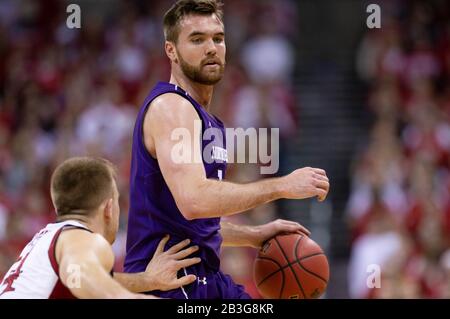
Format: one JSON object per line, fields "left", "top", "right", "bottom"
{"left": 169, "top": 74, "right": 213, "bottom": 111}
{"left": 56, "top": 214, "right": 101, "bottom": 235}
{"left": 56, "top": 215, "right": 91, "bottom": 229}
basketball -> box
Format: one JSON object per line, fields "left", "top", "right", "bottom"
{"left": 254, "top": 233, "right": 329, "bottom": 299}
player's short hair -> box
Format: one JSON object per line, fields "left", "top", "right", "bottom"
{"left": 163, "top": 0, "right": 224, "bottom": 43}
{"left": 50, "top": 157, "right": 117, "bottom": 216}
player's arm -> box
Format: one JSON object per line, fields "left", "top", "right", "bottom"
{"left": 220, "top": 220, "right": 310, "bottom": 249}
{"left": 145, "top": 94, "right": 330, "bottom": 220}
{"left": 113, "top": 235, "right": 201, "bottom": 292}
{"left": 56, "top": 229, "right": 146, "bottom": 299}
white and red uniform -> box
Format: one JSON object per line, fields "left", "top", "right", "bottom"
{"left": 0, "top": 220, "right": 90, "bottom": 299}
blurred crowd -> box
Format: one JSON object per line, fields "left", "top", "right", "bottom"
{"left": 0, "top": 0, "right": 298, "bottom": 298}
{"left": 3, "top": 0, "right": 450, "bottom": 300}
{"left": 348, "top": 0, "right": 450, "bottom": 298}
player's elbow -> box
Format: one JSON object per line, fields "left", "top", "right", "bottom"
{"left": 180, "top": 210, "right": 198, "bottom": 221}
{"left": 174, "top": 180, "right": 213, "bottom": 220}
{"left": 176, "top": 194, "right": 207, "bottom": 220}
{"left": 178, "top": 203, "right": 203, "bottom": 221}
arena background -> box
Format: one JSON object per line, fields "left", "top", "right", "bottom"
{"left": 0, "top": 0, "right": 449, "bottom": 299}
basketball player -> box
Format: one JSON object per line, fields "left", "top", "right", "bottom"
{"left": 0, "top": 157, "right": 201, "bottom": 298}
{"left": 125, "top": 0, "right": 329, "bottom": 299}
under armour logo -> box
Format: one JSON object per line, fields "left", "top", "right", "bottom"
{"left": 198, "top": 277, "right": 207, "bottom": 285}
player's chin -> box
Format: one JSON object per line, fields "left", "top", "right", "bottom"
{"left": 202, "top": 67, "right": 224, "bottom": 78}
{"left": 199, "top": 74, "right": 223, "bottom": 85}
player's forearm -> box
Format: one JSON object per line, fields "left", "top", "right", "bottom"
{"left": 113, "top": 272, "right": 159, "bottom": 293}
{"left": 220, "top": 221, "right": 261, "bottom": 248}
{"left": 67, "top": 266, "right": 135, "bottom": 299}
{"left": 59, "top": 258, "right": 134, "bottom": 299}
{"left": 73, "top": 271, "right": 156, "bottom": 298}
{"left": 179, "top": 177, "right": 284, "bottom": 219}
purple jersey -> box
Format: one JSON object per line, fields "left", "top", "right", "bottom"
{"left": 124, "top": 82, "right": 227, "bottom": 275}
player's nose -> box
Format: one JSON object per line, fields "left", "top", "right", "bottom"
{"left": 204, "top": 38, "right": 217, "bottom": 55}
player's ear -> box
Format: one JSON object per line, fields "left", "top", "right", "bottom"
{"left": 103, "top": 198, "right": 113, "bottom": 220}
{"left": 165, "top": 41, "right": 178, "bottom": 64}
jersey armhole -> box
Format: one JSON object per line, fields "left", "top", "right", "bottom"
{"left": 139, "top": 91, "right": 205, "bottom": 165}
{"left": 48, "top": 226, "right": 93, "bottom": 276}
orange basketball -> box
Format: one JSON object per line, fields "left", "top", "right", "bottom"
{"left": 253, "top": 233, "right": 330, "bottom": 299}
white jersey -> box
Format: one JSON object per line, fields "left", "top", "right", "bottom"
{"left": 0, "top": 220, "right": 89, "bottom": 299}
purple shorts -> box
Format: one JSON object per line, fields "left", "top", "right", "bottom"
{"left": 152, "top": 270, "right": 251, "bottom": 299}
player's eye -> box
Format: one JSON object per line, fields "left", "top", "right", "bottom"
{"left": 191, "top": 38, "right": 203, "bottom": 44}
{"left": 213, "top": 37, "right": 224, "bottom": 44}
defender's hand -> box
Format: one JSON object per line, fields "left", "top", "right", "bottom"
{"left": 143, "top": 235, "right": 201, "bottom": 291}
{"left": 281, "top": 167, "right": 330, "bottom": 202}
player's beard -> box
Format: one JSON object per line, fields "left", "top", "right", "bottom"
{"left": 177, "top": 50, "right": 225, "bottom": 85}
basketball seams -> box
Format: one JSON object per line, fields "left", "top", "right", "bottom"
{"left": 299, "top": 252, "right": 325, "bottom": 261}
{"left": 279, "top": 261, "right": 285, "bottom": 299}
{"left": 255, "top": 256, "right": 284, "bottom": 286}
{"left": 254, "top": 256, "right": 286, "bottom": 299}
{"left": 255, "top": 235, "right": 329, "bottom": 299}
{"left": 297, "top": 259, "right": 328, "bottom": 284}
{"left": 256, "top": 253, "right": 326, "bottom": 281}
{"left": 295, "top": 236, "right": 328, "bottom": 284}
{"left": 294, "top": 234, "right": 302, "bottom": 262}
{"left": 274, "top": 236, "right": 306, "bottom": 299}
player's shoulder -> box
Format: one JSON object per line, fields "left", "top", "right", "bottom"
{"left": 147, "top": 92, "right": 198, "bottom": 123}
{"left": 56, "top": 228, "right": 115, "bottom": 274}
{"left": 152, "top": 92, "right": 191, "bottom": 108}
{"left": 58, "top": 228, "right": 111, "bottom": 255}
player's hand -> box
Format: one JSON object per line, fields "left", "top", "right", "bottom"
{"left": 281, "top": 167, "right": 330, "bottom": 202}
{"left": 248, "top": 219, "right": 311, "bottom": 249}
{"left": 143, "top": 235, "right": 201, "bottom": 291}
